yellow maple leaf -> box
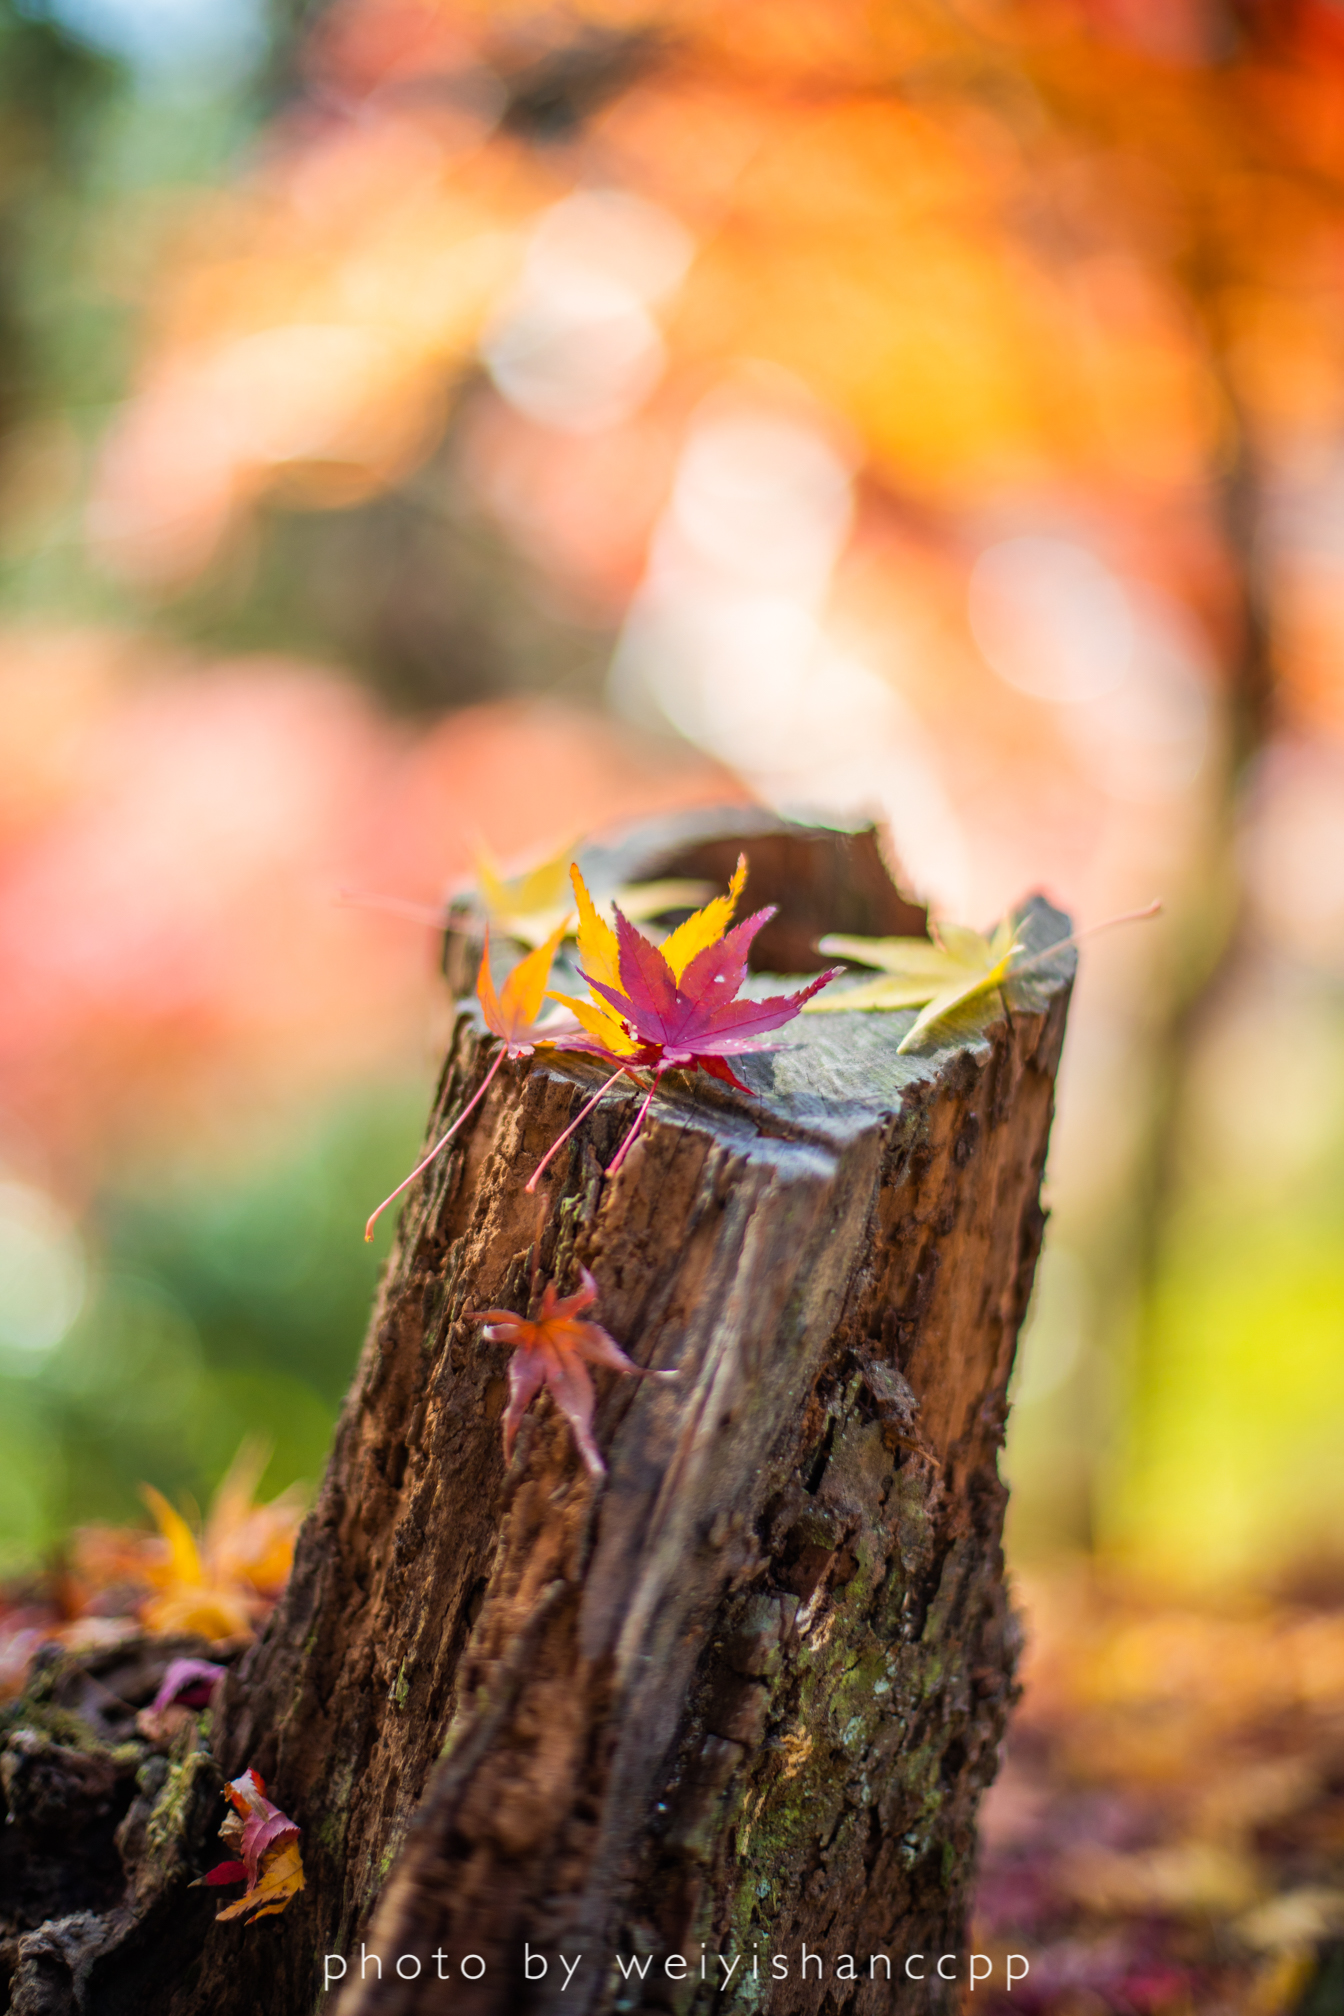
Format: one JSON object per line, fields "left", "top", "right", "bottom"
{"left": 107, "top": 1442, "right": 305, "bottom": 1640}
{"left": 807, "top": 917, "right": 1023, "bottom": 1053}
{"left": 811, "top": 903, "right": 1156, "bottom": 1052}
{"left": 546, "top": 862, "right": 639, "bottom": 1058}
{"left": 469, "top": 836, "right": 711, "bottom": 952}
{"left": 657, "top": 853, "right": 748, "bottom": 982}
{"left": 213, "top": 1838, "right": 306, "bottom": 1924}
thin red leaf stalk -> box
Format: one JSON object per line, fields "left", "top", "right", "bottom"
{"left": 364, "top": 1046, "right": 505, "bottom": 1242}
{"left": 365, "top": 922, "right": 573, "bottom": 1241}
{"left": 524, "top": 1065, "right": 634, "bottom": 1193}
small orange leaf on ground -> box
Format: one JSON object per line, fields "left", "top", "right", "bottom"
{"left": 73, "top": 1441, "right": 304, "bottom": 1644}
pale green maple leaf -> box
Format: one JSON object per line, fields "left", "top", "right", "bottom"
{"left": 806, "top": 917, "right": 1025, "bottom": 1053}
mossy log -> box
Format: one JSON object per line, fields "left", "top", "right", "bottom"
{"left": 44, "top": 816, "right": 1070, "bottom": 2016}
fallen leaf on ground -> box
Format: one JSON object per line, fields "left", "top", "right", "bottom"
{"left": 137, "top": 1656, "right": 227, "bottom": 1740}
{"left": 204, "top": 1767, "right": 305, "bottom": 1925}
{"left": 75, "top": 1441, "right": 303, "bottom": 1643}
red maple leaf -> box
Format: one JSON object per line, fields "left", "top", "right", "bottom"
{"left": 538, "top": 860, "right": 840, "bottom": 1178}
{"left": 467, "top": 1265, "right": 675, "bottom": 1477}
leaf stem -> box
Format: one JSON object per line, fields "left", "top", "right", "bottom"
{"left": 525, "top": 1067, "right": 632, "bottom": 1194}
{"left": 1009, "top": 900, "right": 1162, "bottom": 982}
{"left": 364, "top": 1045, "right": 505, "bottom": 1241}
{"left": 605, "top": 1069, "right": 665, "bottom": 1178}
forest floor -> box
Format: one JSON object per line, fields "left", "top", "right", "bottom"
{"left": 3, "top": 1543, "right": 1342, "bottom": 2015}
{"left": 974, "top": 1564, "right": 1344, "bottom": 2016}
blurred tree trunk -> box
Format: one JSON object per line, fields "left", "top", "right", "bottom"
{"left": 10, "top": 819, "right": 1069, "bottom": 2016}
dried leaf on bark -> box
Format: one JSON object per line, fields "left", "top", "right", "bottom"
{"left": 467, "top": 1264, "right": 675, "bottom": 1477}
{"left": 204, "top": 1768, "right": 305, "bottom": 1925}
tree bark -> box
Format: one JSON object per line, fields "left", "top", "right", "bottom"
{"left": 1, "top": 819, "right": 1071, "bottom": 2016}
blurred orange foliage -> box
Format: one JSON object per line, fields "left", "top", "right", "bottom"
{"left": 73, "top": 1441, "right": 304, "bottom": 1642}
{"left": 83, "top": 0, "right": 1344, "bottom": 743}
{"left": 0, "top": 1443, "right": 304, "bottom": 1696}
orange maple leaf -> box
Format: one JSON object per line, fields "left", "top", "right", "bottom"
{"left": 467, "top": 1265, "right": 676, "bottom": 1477}
{"left": 74, "top": 1440, "right": 303, "bottom": 1643}
{"left": 364, "top": 922, "right": 573, "bottom": 1240}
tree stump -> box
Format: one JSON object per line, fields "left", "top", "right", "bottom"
{"left": 175, "top": 817, "right": 1073, "bottom": 2016}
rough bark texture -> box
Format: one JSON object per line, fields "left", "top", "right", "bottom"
{"left": 1, "top": 818, "right": 1072, "bottom": 2016}
{"left": 0, "top": 1635, "right": 228, "bottom": 2015}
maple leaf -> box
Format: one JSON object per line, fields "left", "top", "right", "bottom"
{"left": 204, "top": 1768, "right": 305, "bottom": 1925}
{"left": 542, "top": 856, "right": 840, "bottom": 1177}
{"left": 341, "top": 837, "right": 712, "bottom": 958}
{"left": 809, "top": 918, "right": 1025, "bottom": 1053}
{"left": 811, "top": 903, "right": 1159, "bottom": 1052}
{"left": 467, "top": 1264, "right": 675, "bottom": 1478}
{"left": 137, "top": 1655, "right": 227, "bottom": 1740}
{"left": 468, "top": 836, "right": 712, "bottom": 951}
{"left": 364, "top": 922, "right": 574, "bottom": 1240}
{"left": 76, "top": 1441, "right": 304, "bottom": 1642}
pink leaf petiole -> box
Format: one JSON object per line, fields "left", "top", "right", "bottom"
{"left": 604, "top": 1068, "right": 668, "bottom": 1179}
{"left": 1010, "top": 899, "right": 1163, "bottom": 983}
{"left": 525, "top": 1066, "right": 633, "bottom": 1194}
{"left": 364, "top": 1046, "right": 506, "bottom": 1242}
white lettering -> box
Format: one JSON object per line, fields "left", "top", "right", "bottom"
{"left": 360, "top": 1946, "right": 381, "bottom": 1981}
{"left": 938, "top": 1955, "right": 958, "bottom": 1980}
{"left": 718, "top": 1955, "right": 739, "bottom": 1984}
{"left": 616, "top": 1954, "right": 653, "bottom": 1981}
{"left": 906, "top": 1955, "right": 926, "bottom": 1979}
{"left": 1008, "top": 1956, "right": 1031, "bottom": 1987}
{"left": 665, "top": 1955, "right": 688, "bottom": 1979}
{"left": 772, "top": 1955, "right": 789, "bottom": 1980}
{"left": 871, "top": 1955, "right": 892, "bottom": 1979}
{"left": 461, "top": 1955, "right": 485, "bottom": 1980}
{"left": 802, "top": 1945, "right": 823, "bottom": 1979}
{"left": 396, "top": 1957, "right": 421, "bottom": 1981}
{"left": 970, "top": 1955, "right": 993, "bottom": 1990}
{"left": 525, "top": 1946, "right": 547, "bottom": 1980}
{"left": 323, "top": 1957, "right": 347, "bottom": 1989}
{"left": 837, "top": 1955, "right": 857, "bottom": 1980}
{"left": 433, "top": 1951, "right": 449, "bottom": 1980}
{"left": 559, "top": 1955, "right": 581, "bottom": 1991}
